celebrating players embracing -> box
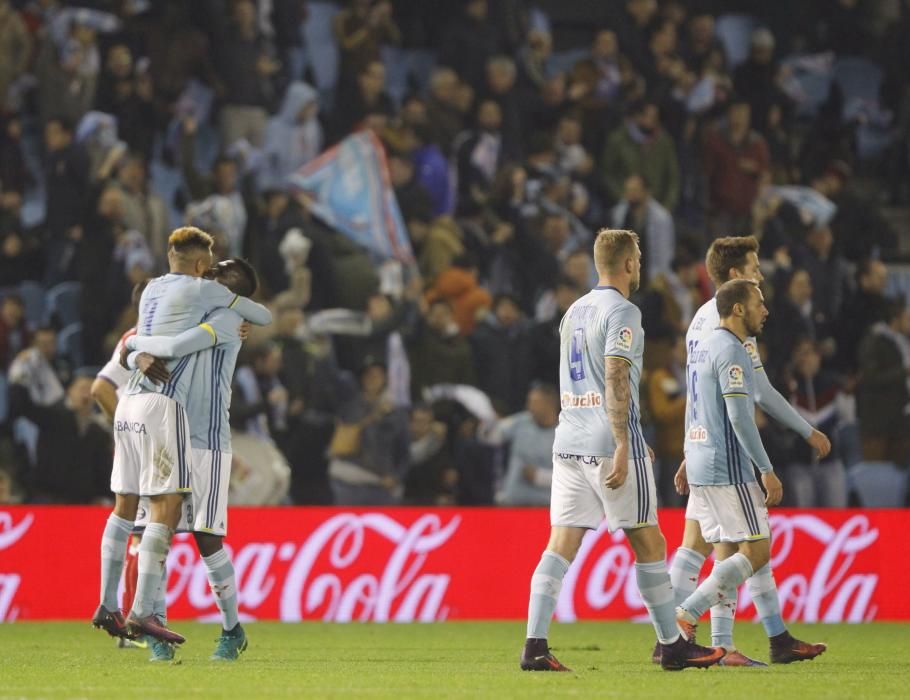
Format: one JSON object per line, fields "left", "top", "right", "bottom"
{"left": 520, "top": 229, "right": 723, "bottom": 672}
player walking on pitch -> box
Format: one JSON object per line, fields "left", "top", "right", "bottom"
{"left": 520, "top": 229, "right": 724, "bottom": 672}
{"left": 665, "top": 237, "right": 827, "bottom": 665}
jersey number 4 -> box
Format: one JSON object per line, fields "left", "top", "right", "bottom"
{"left": 570, "top": 328, "right": 586, "bottom": 381}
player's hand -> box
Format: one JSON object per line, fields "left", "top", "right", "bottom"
{"left": 119, "top": 343, "right": 131, "bottom": 369}
{"left": 806, "top": 429, "right": 831, "bottom": 459}
{"left": 762, "top": 471, "right": 783, "bottom": 507}
{"left": 238, "top": 321, "right": 252, "bottom": 341}
{"left": 522, "top": 464, "right": 537, "bottom": 484}
{"left": 646, "top": 444, "right": 655, "bottom": 462}
{"left": 674, "top": 460, "right": 689, "bottom": 495}
{"left": 604, "top": 443, "right": 629, "bottom": 490}
{"left": 136, "top": 353, "right": 170, "bottom": 385}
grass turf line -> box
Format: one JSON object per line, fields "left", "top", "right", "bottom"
{"left": 0, "top": 621, "right": 907, "bottom": 699}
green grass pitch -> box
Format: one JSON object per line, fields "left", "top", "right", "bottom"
{"left": 0, "top": 621, "right": 907, "bottom": 698}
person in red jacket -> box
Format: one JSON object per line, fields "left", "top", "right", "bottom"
{"left": 703, "top": 98, "right": 770, "bottom": 240}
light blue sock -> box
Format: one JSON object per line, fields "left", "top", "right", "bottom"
{"left": 669, "top": 547, "right": 706, "bottom": 607}
{"left": 680, "top": 553, "right": 753, "bottom": 621}
{"left": 100, "top": 514, "right": 133, "bottom": 610}
{"left": 635, "top": 560, "right": 680, "bottom": 644}
{"left": 131, "top": 523, "right": 172, "bottom": 618}
{"left": 203, "top": 548, "right": 239, "bottom": 631}
{"left": 710, "top": 585, "right": 737, "bottom": 650}
{"left": 748, "top": 564, "right": 787, "bottom": 638}
{"left": 526, "top": 551, "right": 570, "bottom": 639}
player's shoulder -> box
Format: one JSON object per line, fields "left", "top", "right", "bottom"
{"left": 712, "top": 330, "right": 750, "bottom": 362}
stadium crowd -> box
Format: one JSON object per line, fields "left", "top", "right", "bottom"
{"left": 1, "top": 0, "right": 910, "bottom": 508}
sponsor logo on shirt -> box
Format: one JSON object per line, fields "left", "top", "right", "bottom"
{"left": 561, "top": 391, "right": 604, "bottom": 409}
{"left": 687, "top": 425, "right": 708, "bottom": 442}
{"left": 115, "top": 421, "right": 147, "bottom": 434}
{"left": 728, "top": 365, "right": 745, "bottom": 389}
{"left": 615, "top": 326, "right": 634, "bottom": 352}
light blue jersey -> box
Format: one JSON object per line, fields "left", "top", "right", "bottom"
{"left": 553, "top": 286, "right": 647, "bottom": 458}
{"left": 186, "top": 308, "right": 242, "bottom": 452}
{"left": 125, "top": 273, "right": 269, "bottom": 406}
{"left": 127, "top": 307, "right": 247, "bottom": 451}
{"left": 684, "top": 327, "right": 773, "bottom": 485}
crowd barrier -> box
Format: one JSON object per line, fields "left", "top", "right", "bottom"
{"left": 1, "top": 506, "right": 906, "bottom": 622}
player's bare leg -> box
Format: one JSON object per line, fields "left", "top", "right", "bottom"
{"left": 195, "top": 533, "right": 247, "bottom": 661}
{"left": 93, "top": 493, "right": 139, "bottom": 638}
{"left": 125, "top": 494, "right": 186, "bottom": 644}
{"left": 625, "top": 526, "right": 723, "bottom": 671}
{"left": 520, "top": 526, "right": 583, "bottom": 671}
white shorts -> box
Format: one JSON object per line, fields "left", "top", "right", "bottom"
{"left": 550, "top": 452, "right": 658, "bottom": 531}
{"left": 686, "top": 482, "right": 770, "bottom": 543}
{"left": 110, "top": 393, "right": 192, "bottom": 496}
{"left": 133, "top": 449, "right": 232, "bottom": 536}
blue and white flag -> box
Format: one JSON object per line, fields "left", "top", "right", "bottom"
{"left": 288, "top": 131, "right": 414, "bottom": 263}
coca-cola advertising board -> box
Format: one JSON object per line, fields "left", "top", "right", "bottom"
{"left": 0, "top": 507, "right": 907, "bottom": 622}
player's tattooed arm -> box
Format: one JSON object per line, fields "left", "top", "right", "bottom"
{"left": 604, "top": 357, "right": 630, "bottom": 445}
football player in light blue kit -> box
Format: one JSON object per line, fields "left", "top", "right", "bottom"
{"left": 93, "top": 227, "right": 271, "bottom": 646}
{"left": 669, "top": 236, "right": 827, "bottom": 666}
{"left": 676, "top": 280, "right": 786, "bottom": 641}
{"left": 124, "top": 258, "right": 257, "bottom": 661}
{"left": 520, "top": 230, "right": 724, "bottom": 672}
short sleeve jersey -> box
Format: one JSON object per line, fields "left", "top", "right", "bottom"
{"left": 553, "top": 286, "right": 647, "bottom": 459}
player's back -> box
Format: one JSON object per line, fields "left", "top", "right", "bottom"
{"left": 127, "top": 273, "right": 240, "bottom": 405}
{"left": 184, "top": 308, "right": 244, "bottom": 453}
{"left": 553, "top": 286, "right": 645, "bottom": 458}
{"left": 684, "top": 328, "right": 755, "bottom": 486}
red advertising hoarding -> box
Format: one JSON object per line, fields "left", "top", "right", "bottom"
{"left": 0, "top": 507, "right": 906, "bottom": 622}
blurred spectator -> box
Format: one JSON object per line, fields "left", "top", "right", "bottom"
{"left": 425, "top": 255, "right": 492, "bottom": 335}
{"left": 837, "top": 259, "right": 889, "bottom": 373}
{"left": 454, "top": 99, "right": 505, "bottom": 215}
{"left": 765, "top": 268, "right": 821, "bottom": 377}
{"left": 333, "top": 0, "right": 401, "bottom": 93}
{"left": 43, "top": 117, "right": 90, "bottom": 284}
{"left": 331, "top": 59, "right": 395, "bottom": 140}
{"left": 438, "top": 0, "right": 502, "bottom": 88}
{"left": 408, "top": 299, "right": 476, "bottom": 398}
{"left": 425, "top": 67, "right": 464, "bottom": 152}
{"left": 216, "top": 0, "right": 279, "bottom": 148}
{"left": 0, "top": 113, "right": 29, "bottom": 229}
{"left": 792, "top": 225, "right": 849, "bottom": 341}
{"left": 856, "top": 297, "right": 910, "bottom": 464}
{"left": 408, "top": 207, "right": 464, "bottom": 286}
{"left": 529, "top": 276, "right": 582, "bottom": 385}
{"left": 259, "top": 82, "right": 323, "bottom": 191}
{"left": 639, "top": 249, "right": 702, "bottom": 341}
{"left": 0, "top": 295, "right": 30, "bottom": 370}
{"left": 681, "top": 13, "right": 724, "bottom": 75}
{"left": 327, "top": 359, "right": 410, "bottom": 504}
{"left": 8, "top": 374, "right": 111, "bottom": 503}
{"left": 732, "top": 28, "right": 789, "bottom": 136}
{"left": 481, "top": 55, "right": 524, "bottom": 161}
{"left": 115, "top": 154, "right": 170, "bottom": 265}
{"left": 611, "top": 174, "right": 674, "bottom": 284}
{"left": 617, "top": 0, "right": 659, "bottom": 76}
{"left": 0, "top": 0, "right": 31, "bottom": 113}
{"left": 180, "top": 119, "right": 248, "bottom": 257}
{"left": 484, "top": 383, "right": 559, "bottom": 506}
{"left": 403, "top": 402, "right": 456, "bottom": 504}
{"left": 233, "top": 342, "right": 289, "bottom": 441}
{"left": 602, "top": 99, "right": 680, "bottom": 212}
{"left": 646, "top": 334, "right": 687, "bottom": 506}
{"left": 784, "top": 339, "right": 847, "bottom": 507}
{"left": 470, "top": 294, "right": 531, "bottom": 414}
{"left": 703, "top": 99, "right": 770, "bottom": 239}
{"left": 35, "top": 15, "right": 99, "bottom": 125}
{"left": 94, "top": 44, "right": 156, "bottom": 160}
{"left": 8, "top": 327, "right": 67, "bottom": 406}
